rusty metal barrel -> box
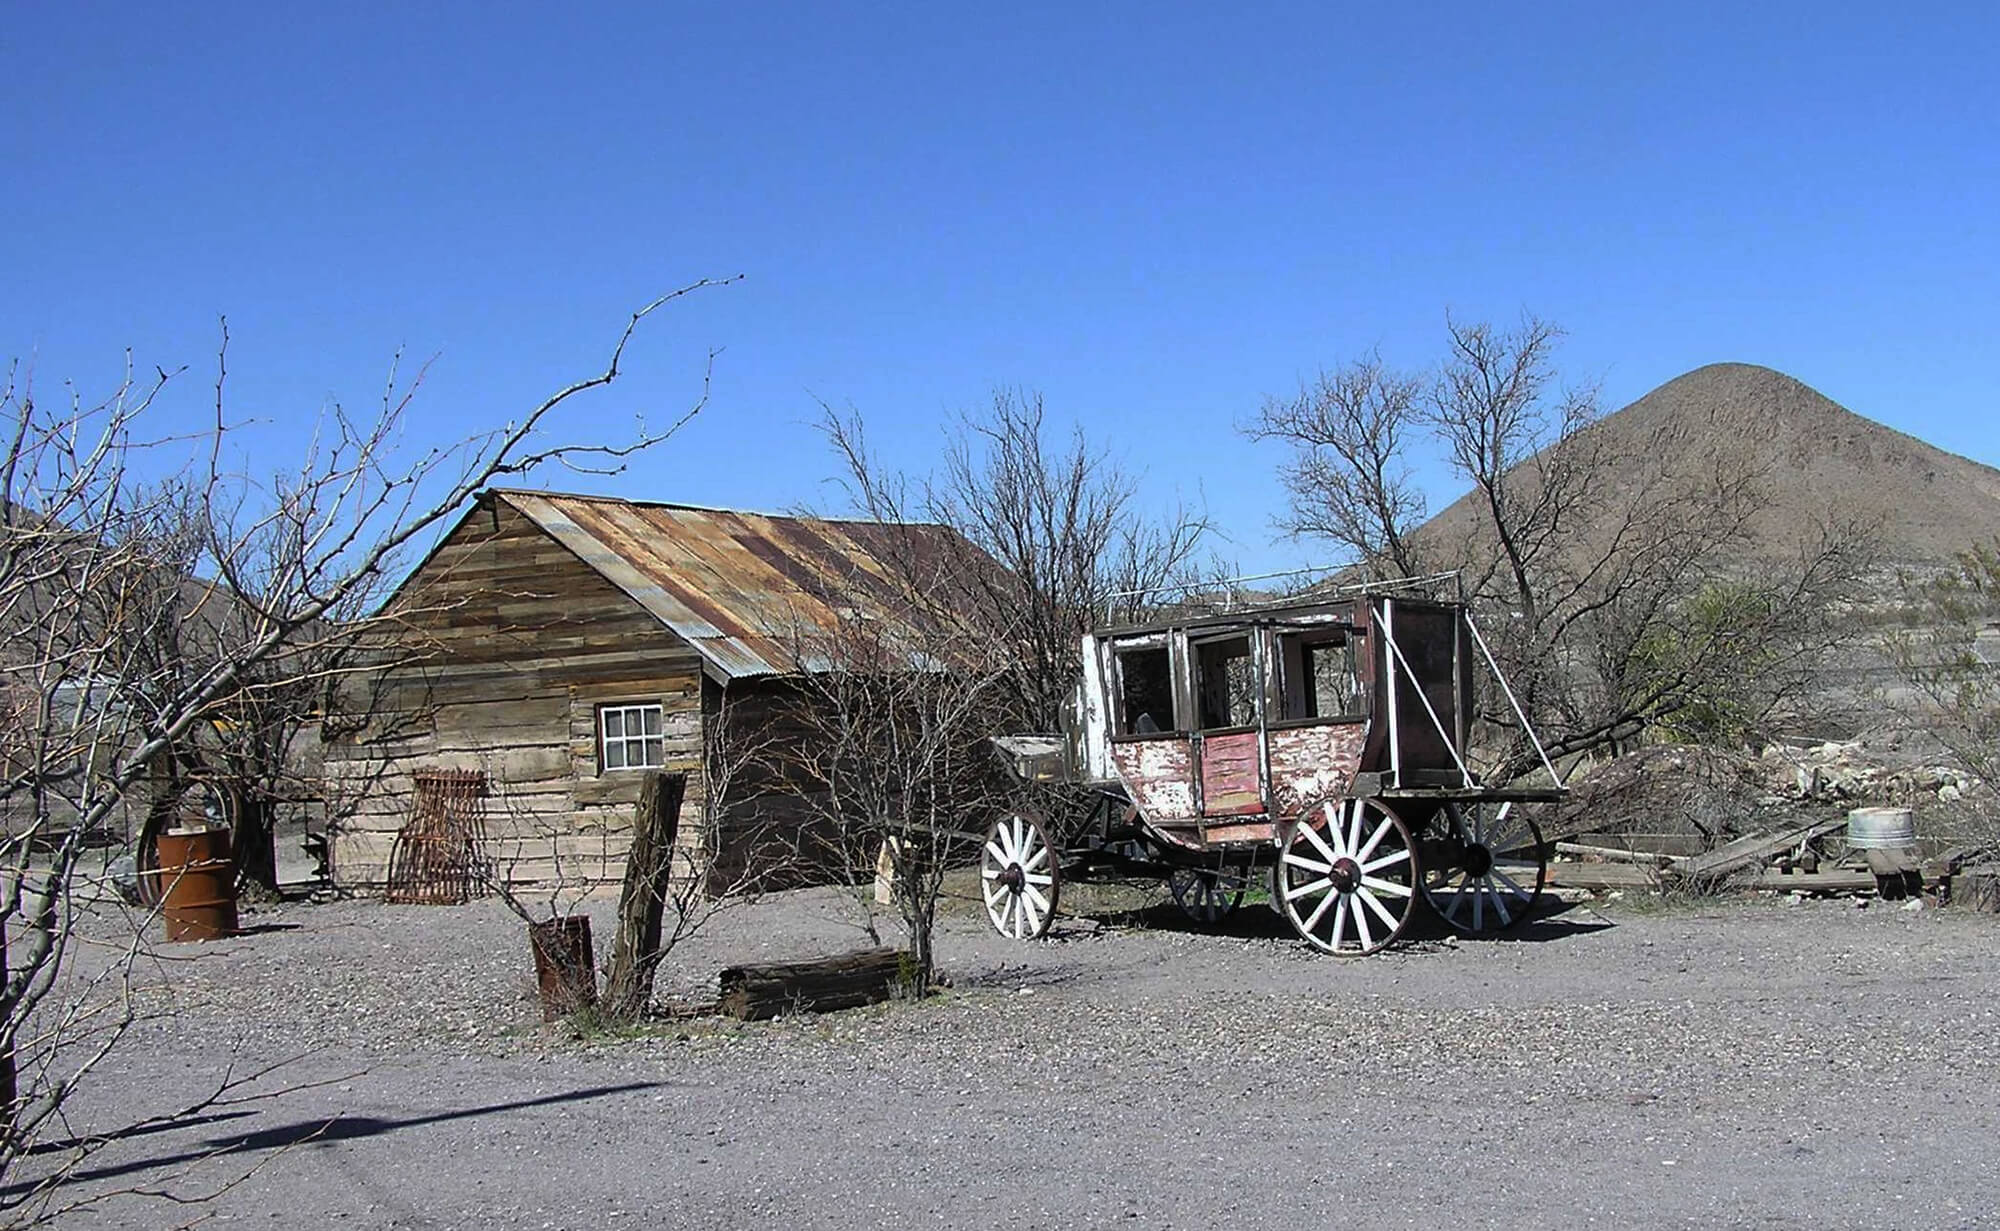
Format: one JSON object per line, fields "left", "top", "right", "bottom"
{"left": 154, "top": 827, "right": 239, "bottom": 942}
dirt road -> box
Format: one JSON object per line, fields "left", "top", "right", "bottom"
{"left": 29, "top": 888, "right": 2000, "bottom": 1229}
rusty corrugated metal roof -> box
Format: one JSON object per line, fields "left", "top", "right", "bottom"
{"left": 495, "top": 490, "right": 974, "bottom": 680}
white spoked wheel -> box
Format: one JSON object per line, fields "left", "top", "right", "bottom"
{"left": 1276, "top": 798, "right": 1418, "bottom": 956}
{"left": 981, "top": 812, "right": 1061, "bottom": 940}
{"left": 1167, "top": 860, "right": 1250, "bottom": 925}
{"left": 1420, "top": 801, "right": 1546, "bottom": 934}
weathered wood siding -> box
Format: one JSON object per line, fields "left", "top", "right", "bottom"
{"left": 1268, "top": 722, "right": 1367, "bottom": 817}
{"left": 323, "top": 499, "right": 710, "bottom": 889}
{"left": 701, "top": 675, "right": 860, "bottom": 890}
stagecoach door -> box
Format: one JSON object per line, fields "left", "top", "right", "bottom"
{"left": 1191, "top": 632, "right": 1264, "bottom": 815}
{"left": 1103, "top": 634, "right": 1201, "bottom": 823}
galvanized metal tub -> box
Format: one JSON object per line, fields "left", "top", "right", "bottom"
{"left": 1846, "top": 806, "right": 1917, "bottom": 851}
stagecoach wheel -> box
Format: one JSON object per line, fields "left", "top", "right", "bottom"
{"left": 981, "top": 812, "right": 1061, "bottom": 941}
{"left": 1276, "top": 798, "right": 1417, "bottom": 956}
{"left": 1167, "top": 861, "right": 1249, "bottom": 925}
{"left": 1420, "top": 802, "right": 1546, "bottom": 934}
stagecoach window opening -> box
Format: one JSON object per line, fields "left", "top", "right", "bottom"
{"left": 1278, "top": 630, "right": 1358, "bottom": 720}
{"left": 1113, "top": 644, "right": 1175, "bottom": 735}
{"left": 1195, "top": 635, "right": 1257, "bottom": 729}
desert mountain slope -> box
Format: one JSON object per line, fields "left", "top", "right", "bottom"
{"left": 1418, "top": 362, "right": 2000, "bottom": 568}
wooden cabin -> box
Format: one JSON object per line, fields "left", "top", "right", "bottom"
{"left": 321, "top": 489, "right": 979, "bottom": 893}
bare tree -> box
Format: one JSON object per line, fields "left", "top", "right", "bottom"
{"left": 770, "top": 589, "right": 1013, "bottom": 993}
{"left": 1249, "top": 314, "right": 1875, "bottom": 777}
{"left": 821, "top": 389, "right": 1211, "bottom": 734}
{"left": 773, "top": 393, "right": 1210, "bottom": 984}
{"left": 0, "top": 275, "right": 734, "bottom": 1221}
{"left": 1248, "top": 352, "right": 1428, "bottom": 579}
{"left": 1885, "top": 540, "right": 2000, "bottom": 843}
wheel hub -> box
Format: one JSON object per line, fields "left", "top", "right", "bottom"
{"left": 1328, "top": 857, "right": 1362, "bottom": 894}
{"left": 1461, "top": 844, "right": 1494, "bottom": 878}
{"left": 998, "top": 864, "right": 1025, "bottom": 892}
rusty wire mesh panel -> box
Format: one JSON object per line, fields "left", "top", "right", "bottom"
{"left": 384, "top": 768, "right": 491, "bottom": 904}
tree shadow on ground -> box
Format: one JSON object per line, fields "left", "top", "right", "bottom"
{"left": 6, "top": 1081, "right": 665, "bottom": 1196}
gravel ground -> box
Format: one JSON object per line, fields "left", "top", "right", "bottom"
{"left": 23, "top": 883, "right": 2000, "bottom": 1229}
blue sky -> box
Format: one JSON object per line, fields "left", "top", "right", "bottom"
{"left": 5, "top": 4, "right": 1995, "bottom": 572}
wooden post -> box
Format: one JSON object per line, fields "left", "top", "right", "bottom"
{"left": 603, "top": 770, "right": 687, "bottom": 1023}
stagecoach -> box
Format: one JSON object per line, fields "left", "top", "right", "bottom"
{"left": 983, "top": 580, "right": 1566, "bottom": 955}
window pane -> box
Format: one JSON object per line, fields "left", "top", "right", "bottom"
{"left": 643, "top": 737, "right": 664, "bottom": 766}
{"left": 642, "top": 707, "right": 661, "bottom": 735}
{"left": 604, "top": 710, "right": 624, "bottom": 738}
{"left": 1115, "top": 645, "right": 1173, "bottom": 735}
{"left": 605, "top": 741, "right": 626, "bottom": 769}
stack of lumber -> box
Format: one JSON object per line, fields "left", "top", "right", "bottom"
{"left": 1547, "top": 818, "right": 1931, "bottom": 898}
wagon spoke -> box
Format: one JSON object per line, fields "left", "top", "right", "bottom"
{"left": 1329, "top": 896, "right": 1351, "bottom": 950}
{"left": 1300, "top": 881, "right": 1339, "bottom": 934}
{"left": 1355, "top": 815, "right": 1396, "bottom": 864}
{"left": 1284, "top": 876, "right": 1334, "bottom": 902}
{"left": 1361, "top": 847, "right": 1409, "bottom": 874}
{"left": 1024, "top": 872, "right": 1054, "bottom": 887}
{"left": 1490, "top": 866, "right": 1530, "bottom": 901}
{"left": 1351, "top": 896, "right": 1374, "bottom": 951}
{"left": 1360, "top": 875, "right": 1412, "bottom": 898}
{"left": 1022, "top": 845, "right": 1050, "bottom": 873}
{"left": 1356, "top": 886, "right": 1401, "bottom": 930}
{"left": 1020, "top": 892, "right": 1043, "bottom": 936}
{"left": 1282, "top": 850, "right": 1333, "bottom": 874}
{"left": 1443, "top": 873, "right": 1470, "bottom": 923}
{"left": 1300, "top": 822, "right": 1340, "bottom": 866}
{"left": 1484, "top": 876, "right": 1513, "bottom": 927}
{"left": 983, "top": 840, "right": 1008, "bottom": 869}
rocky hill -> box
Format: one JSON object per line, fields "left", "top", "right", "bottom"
{"left": 1419, "top": 362, "right": 2000, "bottom": 568}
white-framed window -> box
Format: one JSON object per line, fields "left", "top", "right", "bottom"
{"left": 599, "top": 703, "right": 665, "bottom": 771}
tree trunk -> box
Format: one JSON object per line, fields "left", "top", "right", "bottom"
{"left": 0, "top": 918, "right": 13, "bottom": 1143}
{"left": 602, "top": 770, "right": 687, "bottom": 1023}
{"left": 233, "top": 792, "right": 280, "bottom": 898}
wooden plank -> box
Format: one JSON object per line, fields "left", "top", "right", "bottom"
{"left": 1751, "top": 868, "right": 1877, "bottom": 893}
{"left": 1549, "top": 861, "right": 1878, "bottom": 894}
{"left": 1198, "top": 731, "right": 1263, "bottom": 815}
{"left": 1546, "top": 862, "right": 1657, "bottom": 889}
{"left": 1675, "top": 818, "right": 1846, "bottom": 882}
{"left": 1556, "top": 841, "right": 1675, "bottom": 867}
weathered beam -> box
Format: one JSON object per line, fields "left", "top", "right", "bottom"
{"left": 1546, "top": 862, "right": 1658, "bottom": 890}
{"left": 1554, "top": 841, "right": 1676, "bottom": 868}
{"left": 603, "top": 770, "right": 688, "bottom": 1023}
{"left": 718, "top": 948, "right": 912, "bottom": 1021}
{"left": 1674, "top": 818, "right": 1846, "bottom": 883}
